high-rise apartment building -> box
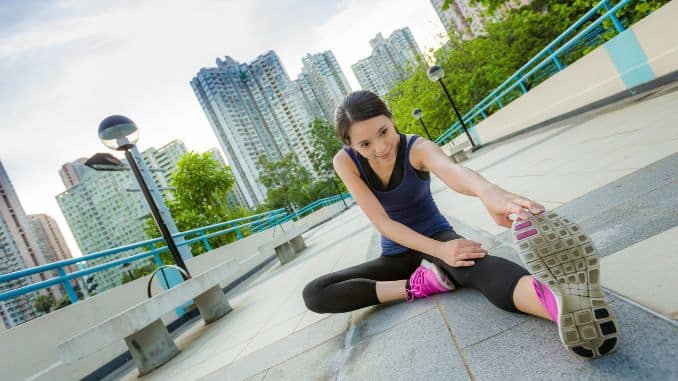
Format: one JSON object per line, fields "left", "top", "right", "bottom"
{"left": 351, "top": 28, "right": 422, "bottom": 96}
{"left": 431, "top": 0, "right": 530, "bottom": 40}
{"left": 141, "top": 140, "right": 188, "bottom": 199}
{"left": 0, "top": 161, "right": 43, "bottom": 330}
{"left": 27, "top": 214, "right": 77, "bottom": 301}
{"left": 207, "top": 148, "right": 246, "bottom": 209}
{"left": 431, "top": 0, "right": 487, "bottom": 40}
{"left": 191, "top": 51, "right": 320, "bottom": 208}
{"left": 58, "top": 158, "right": 89, "bottom": 190}
{"left": 295, "top": 51, "right": 352, "bottom": 122}
{"left": 56, "top": 161, "right": 155, "bottom": 293}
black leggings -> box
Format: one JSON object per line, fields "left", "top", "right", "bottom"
{"left": 302, "top": 230, "right": 529, "bottom": 314}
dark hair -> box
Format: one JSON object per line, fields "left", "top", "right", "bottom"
{"left": 334, "top": 90, "right": 393, "bottom": 145}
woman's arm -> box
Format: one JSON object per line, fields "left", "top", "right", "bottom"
{"left": 334, "top": 151, "right": 485, "bottom": 266}
{"left": 412, "top": 139, "right": 545, "bottom": 227}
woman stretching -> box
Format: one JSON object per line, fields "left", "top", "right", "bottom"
{"left": 302, "top": 90, "right": 618, "bottom": 359}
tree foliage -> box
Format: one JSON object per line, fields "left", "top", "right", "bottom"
{"left": 121, "top": 263, "right": 156, "bottom": 284}
{"left": 34, "top": 295, "right": 55, "bottom": 314}
{"left": 386, "top": 0, "right": 669, "bottom": 140}
{"left": 308, "top": 118, "right": 343, "bottom": 177}
{"left": 257, "top": 153, "right": 337, "bottom": 212}
{"left": 144, "top": 152, "right": 250, "bottom": 262}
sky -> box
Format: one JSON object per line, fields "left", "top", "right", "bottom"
{"left": 0, "top": 0, "right": 448, "bottom": 257}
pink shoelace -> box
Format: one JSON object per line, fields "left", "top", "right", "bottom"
{"left": 405, "top": 267, "right": 427, "bottom": 302}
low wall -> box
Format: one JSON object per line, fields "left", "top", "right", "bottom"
{"left": 0, "top": 206, "right": 350, "bottom": 381}
{"left": 455, "top": 1, "right": 678, "bottom": 146}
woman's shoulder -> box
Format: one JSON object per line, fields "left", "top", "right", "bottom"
{"left": 406, "top": 134, "right": 434, "bottom": 171}
{"left": 333, "top": 147, "right": 358, "bottom": 173}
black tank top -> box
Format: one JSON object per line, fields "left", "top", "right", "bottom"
{"left": 356, "top": 133, "right": 429, "bottom": 192}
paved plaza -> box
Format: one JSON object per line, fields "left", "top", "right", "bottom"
{"left": 117, "top": 84, "right": 678, "bottom": 381}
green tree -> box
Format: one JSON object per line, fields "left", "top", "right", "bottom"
{"left": 307, "top": 118, "right": 343, "bottom": 176}
{"left": 54, "top": 296, "right": 72, "bottom": 310}
{"left": 258, "top": 153, "right": 339, "bottom": 213}
{"left": 121, "top": 263, "right": 156, "bottom": 284}
{"left": 34, "top": 295, "right": 55, "bottom": 314}
{"left": 144, "top": 152, "right": 251, "bottom": 263}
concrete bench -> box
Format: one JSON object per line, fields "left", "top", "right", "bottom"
{"left": 441, "top": 141, "right": 471, "bottom": 163}
{"left": 260, "top": 225, "right": 308, "bottom": 265}
{"left": 57, "top": 260, "right": 236, "bottom": 376}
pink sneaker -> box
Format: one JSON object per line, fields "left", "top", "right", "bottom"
{"left": 405, "top": 259, "right": 455, "bottom": 302}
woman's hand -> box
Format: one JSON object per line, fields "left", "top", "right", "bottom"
{"left": 478, "top": 184, "right": 545, "bottom": 228}
{"left": 432, "top": 239, "right": 487, "bottom": 267}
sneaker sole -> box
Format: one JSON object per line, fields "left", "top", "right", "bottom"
{"left": 512, "top": 211, "right": 619, "bottom": 359}
{"left": 421, "top": 259, "right": 455, "bottom": 291}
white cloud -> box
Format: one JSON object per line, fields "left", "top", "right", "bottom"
{"left": 0, "top": 0, "right": 447, "bottom": 257}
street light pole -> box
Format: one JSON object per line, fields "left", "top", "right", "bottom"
{"left": 412, "top": 108, "right": 432, "bottom": 140}
{"left": 124, "top": 149, "right": 191, "bottom": 278}
{"left": 129, "top": 146, "right": 192, "bottom": 262}
{"left": 98, "top": 115, "right": 191, "bottom": 278}
{"left": 427, "top": 65, "right": 481, "bottom": 151}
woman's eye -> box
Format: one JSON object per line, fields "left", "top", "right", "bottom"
{"left": 361, "top": 144, "right": 368, "bottom": 148}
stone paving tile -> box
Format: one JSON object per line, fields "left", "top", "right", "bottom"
{"left": 436, "top": 288, "right": 529, "bottom": 349}
{"left": 553, "top": 154, "right": 677, "bottom": 223}
{"left": 601, "top": 227, "right": 678, "bottom": 319}
{"left": 580, "top": 181, "right": 678, "bottom": 257}
{"left": 257, "top": 335, "right": 344, "bottom": 381}
{"left": 350, "top": 297, "right": 437, "bottom": 341}
{"left": 463, "top": 294, "right": 678, "bottom": 381}
{"left": 339, "top": 308, "right": 470, "bottom": 381}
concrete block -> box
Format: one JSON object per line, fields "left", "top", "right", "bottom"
{"left": 194, "top": 285, "right": 233, "bottom": 324}
{"left": 442, "top": 141, "right": 471, "bottom": 163}
{"left": 289, "top": 235, "right": 306, "bottom": 253}
{"left": 275, "top": 242, "right": 298, "bottom": 265}
{"left": 123, "top": 318, "right": 180, "bottom": 376}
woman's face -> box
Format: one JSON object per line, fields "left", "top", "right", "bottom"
{"left": 349, "top": 115, "right": 399, "bottom": 164}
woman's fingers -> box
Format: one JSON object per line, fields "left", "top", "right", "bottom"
{"left": 459, "top": 250, "right": 486, "bottom": 260}
{"left": 454, "top": 260, "right": 475, "bottom": 267}
{"left": 514, "top": 197, "right": 545, "bottom": 215}
{"left": 455, "top": 239, "right": 483, "bottom": 248}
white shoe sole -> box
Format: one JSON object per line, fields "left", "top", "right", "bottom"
{"left": 512, "top": 211, "right": 619, "bottom": 359}
{"left": 421, "top": 259, "right": 455, "bottom": 291}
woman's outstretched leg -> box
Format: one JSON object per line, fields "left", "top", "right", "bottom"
{"left": 302, "top": 254, "right": 418, "bottom": 313}
{"left": 512, "top": 275, "right": 552, "bottom": 320}
{"left": 511, "top": 210, "right": 619, "bottom": 359}
{"left": 375, "top": 280, "right": 408, "bottom": 303}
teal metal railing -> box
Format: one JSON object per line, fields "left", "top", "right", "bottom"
{"left": 434, "top": 0, "right": 633, "bottom": 146}
{"left": 0, "top": 193, "right": 352, "bottom": 305}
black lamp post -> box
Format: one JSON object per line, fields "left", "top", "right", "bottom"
{"left": 412, "top": 108, "right": 432, "bottom": 140}
{"left": 427, "top": 65, "right": 481, "bottom": 151}
{"left": 97, "top": 115, "right": 191, "bottom": 278}
{"left": 121, "top": 262, "right": 135, "bottom": 280}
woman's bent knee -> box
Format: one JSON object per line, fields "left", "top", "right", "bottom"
{"left": 302, "top": 279, "right": 327, "bottom": 313}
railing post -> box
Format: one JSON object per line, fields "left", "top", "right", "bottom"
{"left": 518, "top": 81, "right": 527, "bottom": 94}
{"left": 200, "top": 229, "right": 212, "bottom": 251}
{"left": 234, "top": 225, "right": 243, "bottom": 240}
{"left": 57, "top": 267, "right": 79, "bottom": 304}
{"left": 547, "top": 47, "right": 564, "bottom": 71}
{"left": 150, "top": 246, "right": 170, "bottom": 289}
{"left": 496, "top": 98, "right": 504, "bottom": 108}
{"left": 603, "top": 0, "right": 625, "bottom": 33}
{"left": 481, "top": 110, "right": 487, "bottom": 119}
